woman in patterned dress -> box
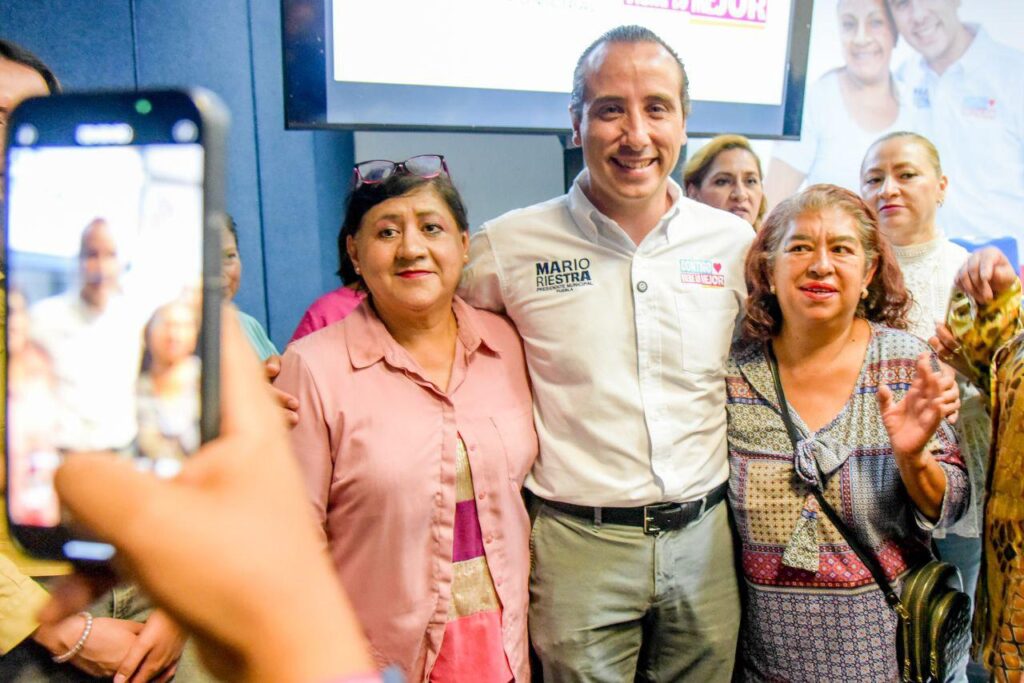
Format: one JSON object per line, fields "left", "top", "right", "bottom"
{"left": 934, "top": 247, "right": 1024, "bottom": 682}
{"left": 727, "top": 184, "right": 969, "bottom": 681}
{"left": 274, "top": 157, "right": 537, "bottom": 682}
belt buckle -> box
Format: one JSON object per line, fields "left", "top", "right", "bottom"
{"left": 642, "top": 502, "right": 676, "bottom": 536}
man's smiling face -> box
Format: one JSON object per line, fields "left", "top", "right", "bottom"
{"left": 572, "top": 40, "right": 687, "bottom": 220}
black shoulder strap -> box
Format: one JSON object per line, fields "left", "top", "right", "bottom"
{"left": 765, "top": 342, "right": 905, "bottom": 614}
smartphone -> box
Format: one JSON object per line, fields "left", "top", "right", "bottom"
{"left": 3, "top": 89, "right": 227, "bottom": 562}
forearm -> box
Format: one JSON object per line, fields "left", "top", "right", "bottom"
{"left": 895, "top": 452, "right": 947, "bottom": 522}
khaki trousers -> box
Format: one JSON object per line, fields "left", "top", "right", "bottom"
{"left": 529, "top": 500, "right": 740, "bottom": 683}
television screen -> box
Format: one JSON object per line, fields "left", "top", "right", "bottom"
{"left": 283, "top": 0, "right": 813, "bottom": 137}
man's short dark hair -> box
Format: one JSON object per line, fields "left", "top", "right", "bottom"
{"left": 0, "top": 39, "right": 61, "bottom": 94}
{"left": 569, "top": 25, "right": 689, "bottom": 122}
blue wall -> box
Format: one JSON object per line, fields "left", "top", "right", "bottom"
{"left": 2, "top": 0, "right": 355, "bottom": 349}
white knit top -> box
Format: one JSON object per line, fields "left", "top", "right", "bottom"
{"left": 893, "top": 236, "right": 988, "bottom": 537}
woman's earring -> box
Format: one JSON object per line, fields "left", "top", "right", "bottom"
{"left": 861, "top": 286, "right": 869, "bottom": 300}
{"left": 769, "top": 284, "right": 776, "bottom": 295}
{"left": 464, "top": 253, "right": 469, "bottom": 263}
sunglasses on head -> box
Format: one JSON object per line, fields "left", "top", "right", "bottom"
{"left": 352, "top": 154, "right": 450, "bottom": 187}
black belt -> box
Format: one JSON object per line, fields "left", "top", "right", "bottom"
{"left": 540, "top": 482, "right": 728, "bottom": 535}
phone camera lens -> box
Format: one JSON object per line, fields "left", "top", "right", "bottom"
{"left": 172, "top": 119, "right": 199, "bottom": 143}
{"left": 14, "top": 124, "right": 38, "bottom": 146}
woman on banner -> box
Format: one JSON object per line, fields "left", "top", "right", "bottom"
{"left": 765, "top": 0, "right": 909, "bottom": 207}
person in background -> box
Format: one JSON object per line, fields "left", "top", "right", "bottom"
{"left": 275, "top": 157, "right": 537, "bottom": 681}
{"left": 727, "top": 184, "right": 967, "bottom": 680}
{"left": 462, "top": 25, "right": 752, "bottom": 682}
{"left": 222, "top": 216, "right": 278, "bottom": 362}
{"left": 136, "top": 298, "right": 202, "bottom": 464}
{"left": 287, "top": 217, "right": 366, "bottom": 343}
{"left": 766, "top": 0, "right": 908, "bottom": 207}
{"left": 37, "top": 311, "right": 392, "bottom": 683}
{"left": 684, "top": 134, "right": 766, "bottom": 230}
{"left": 888, "top": 0, "right": 1024, "bottom": 243}
{"left": 29, "top": 218, "right": 143, "bottom": 453}
{"left": 6, "top": 288, "right": 61, "bottom": 527}
{"left": 860, "top": 131, "right": 988, "bottom": 682}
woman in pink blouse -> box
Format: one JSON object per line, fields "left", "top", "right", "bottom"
{"left": 274, "top": 155, "right": 537, "bottom": 683}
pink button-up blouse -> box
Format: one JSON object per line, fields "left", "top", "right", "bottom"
{"left": 275, "top": 296, "right": 537, "bottom": 682}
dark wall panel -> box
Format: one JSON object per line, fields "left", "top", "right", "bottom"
{"left": 132, "top": 0, "right": 268, "bottom": 330}
{"left": 2, "top": 1, "right": 135, "bottom": 89}
{"left": 249, "top": 0, "right": 353, "bottom": 346}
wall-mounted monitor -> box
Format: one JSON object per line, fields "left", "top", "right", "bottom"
{"left": 283, "top": 0, "right": 813, "bottom": 138}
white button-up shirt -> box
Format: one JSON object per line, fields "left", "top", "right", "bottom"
{"left": 899, "top": 26, "right": 1024, "bottom": 241}
{"left": 461, "top": 173, "right": 754, "bottom": 506}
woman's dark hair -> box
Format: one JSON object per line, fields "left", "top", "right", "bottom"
{"left": 336, "top": 173, "right": 469, "bottom": 288}
{"left": 742, "top": 183, "right": 910, "bottom": 342}
{"left": 0, "top": 40, "right": 61, "bottom": 94}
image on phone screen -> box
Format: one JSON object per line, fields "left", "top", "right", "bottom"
{"left": 6, "top": 135, "right": 204, "bottom": 532}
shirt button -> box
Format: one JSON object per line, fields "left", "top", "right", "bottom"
{"left": 636, "top": 281, "right": 648, "bottom": 293}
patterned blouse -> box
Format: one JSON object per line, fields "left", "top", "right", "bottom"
{"left": 726, "top": 324, "right": 969, "bottom": 682}
{"left": 948, "top": 280, "right": 1024, "bottom": 677}
{"left": 429, "top": 438, "right": 514, "bottom": 682}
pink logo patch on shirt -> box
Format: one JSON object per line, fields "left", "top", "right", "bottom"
{"left": 679, "top": 258, "right": 725, "bottom": 288}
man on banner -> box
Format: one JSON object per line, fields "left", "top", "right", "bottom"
{"left": 890, "top": 0, "right": 1024, "bottom": 246}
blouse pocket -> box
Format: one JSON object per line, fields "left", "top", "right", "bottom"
{"left": 675, "top": 289, "right": 740, "bottom": 375}
{"left": 490, "top": 408, "right": 538, "bottom": 486}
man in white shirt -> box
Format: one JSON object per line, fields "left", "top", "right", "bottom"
{"left": 30, "top": 218, "right": 143, "bottom": 452}
{"left": 890, "top": 0, "right": 1024, "bottom": 243}
{"left": 461, "top": 25, "right": 752, "bottom": 682}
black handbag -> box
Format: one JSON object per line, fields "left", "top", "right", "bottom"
{"left": 766, "top": 344, "right": 972, "bottom": 683}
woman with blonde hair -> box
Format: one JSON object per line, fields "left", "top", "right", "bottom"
{"left": 684, "top": 134, "right": 766, "bottom": 230}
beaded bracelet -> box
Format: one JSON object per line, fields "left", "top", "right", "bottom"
{"left": 52, "top": 612, "right": 93, "bottom": 664}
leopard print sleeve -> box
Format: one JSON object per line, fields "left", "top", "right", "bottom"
{"left": 948, "top": 279, "right": 1024, "bottom": 407}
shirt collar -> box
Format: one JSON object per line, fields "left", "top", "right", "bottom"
{"left": 567, "top": 169, "right": 683, "bottom": 248}
{"left": 957, "top": 25, "right": 993, "bottom": 73}
{"left": 347, "top": 295, "right": 502, "bottom": 371}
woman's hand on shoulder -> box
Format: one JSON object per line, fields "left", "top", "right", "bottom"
{"left": 955, "top": 247, "right": 1017, "bottom": 304}
{"left": 264, "top": 353, "right": 299, "bottom": 427}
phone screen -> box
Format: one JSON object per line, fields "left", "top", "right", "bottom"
{"left": 5, "top": 119, "right": 205, "bottom": 553}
